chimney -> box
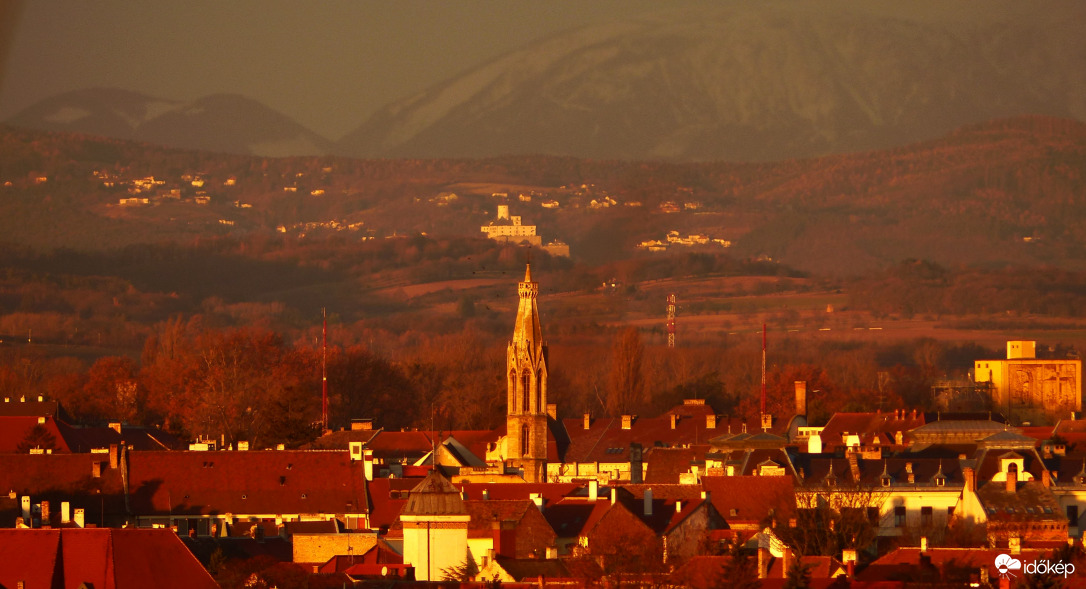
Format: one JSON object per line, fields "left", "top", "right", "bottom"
{"left": 1006, "top": 469, "right": 1018, "bottom": 493}
{"left": 843, "top": 549, "right": 857, "bottom": 577}
{"left": 61, "top": 502, "right": 70, "bottom": 524}
{"left": 610, "top": 487, "right": 617, "bottom": 505}
{"left": 675, "top": 500, "right": 683, "bottom": 514}
{"left": 531, "top": 493, "right": 543, "bottom": 510}
{"left": 40, "top": 501, "right": 50, "bottom": 527}
{"left": 589, "top": 480, "right": 598, "bottom": 502}
{"left": 74, "top": 508, "right": 85, "bottom": 528}
{"left": 706, "top": 414, "right": 717, "bottom": 429}
{"left": 1043, "top": 470, "right": 1052, "bottom": 488}
{"left": 109, "top": 422, "right": 122, "bottom": 434}
{"left": 363, "top": 449, "right": 374, "bottom": 481}
{"left": 964, "top": 467, "right": 976, "bottom": 492}
{"left": 1009, "top": 536, "right": 1021, "bottom": 555}
{"left": 237, "top": 441, "right": 249, "bottom": 451}
{"left": 808, "top": 432, "right": 822, "bottom": 454}
{"left": 546, "top": 546, "right": 558, "bottom": 559}
{"left": 482, "top": 488, "right": 490, "bottom": 500}
{"left": 547, "top": 404, "right": 557, "bottom": 420}
{"left": 351, "top": 419, "right": 373, "bottom": 430}
{"left": 670, "top": 414, "right": 677, "bottom": 429}
{"left": 894, "top": 431, "right": 904, "bottom": 445}
{"left": 20, "top": 496, "right": 30, "bottom": 525}
{"left": 920, "top": 536, "right": 928, "bottom": 553}
{"left": 621, "top": 415, "right": 633, "bottom": 430}
{"left": 644, "top": 488, "right": 653, "bottom": 517}
{"left": 757, "top": 547, "right": 770, "bottom": 579}
{"left": 583, "top": 413, "right": 591, "bottom": 430}
{"left": 795, "top": 381, "right": 807, "bottom": 416}
{"left": 92, "top": 461, "right": 103, "bottom": 478}
{"left": 493, "top": 520, "right": 516, "bottom": 559}
{"left": 109, "top": 444, "right": 119, "bottom": 469}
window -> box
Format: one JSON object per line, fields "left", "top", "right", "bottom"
{"left": 521, "top": 370, "right": 531, "bottom": 412}
{"left": 867, "top": 507, "right": 880, "bottom": 525}
{"left": 509, "top": 370, "right": 517, "bottom": 406}
{"left": 921, "top": 506, "right": 933, "bottom": 528}
{"left": 894, "top": 506, "right": 906, "bottom": 528}
{"left": 536, "top": 369, "right": 544, "bottom": 412}
{"left": 1068, "top": 505, "right": 1079, "bottom": 525}
{"left": 521, "top": 424, "right": 530, "bottom": 457}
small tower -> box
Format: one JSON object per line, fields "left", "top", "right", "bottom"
{"left": 506, "top": 264, "right": 549, "bottom": 482}
{"left": 400, "top": 470, "right": 470, "bottom": 581}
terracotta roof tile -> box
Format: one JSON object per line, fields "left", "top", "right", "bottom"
{"left": 701, "top": 476, "right": 795, "bottom": 524}
{"left": 0, "top": 528, "right": 217, "bottom": 588}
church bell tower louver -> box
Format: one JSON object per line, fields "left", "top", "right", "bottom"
{"left": 505, "top": 264, "right": 548, "bottom": 482}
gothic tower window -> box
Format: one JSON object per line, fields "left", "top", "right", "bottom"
{"left": 509, "top": 370, "right": 517, "bottom": 410}
{"left": 522, "top": 369, "right": 531, "bottom": 412}
{"left": 521, "top": 424, "right": 530, "bottom": 456}
{"left": 536, "top": 369, "right": 544, "bottom": 412}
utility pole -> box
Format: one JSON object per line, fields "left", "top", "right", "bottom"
{"left": 667, "top": 294, "right": 676, "bottom": 348}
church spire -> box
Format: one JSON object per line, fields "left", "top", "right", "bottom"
{"left": 506, "top": 264, "right": 549, "bottom": 482}
{"left": 513, "top": 263, "right": 543, "bottom": 357}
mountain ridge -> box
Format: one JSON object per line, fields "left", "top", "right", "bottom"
{"left": 338, "top": 2, "right": 1086, "bottom": 162}
{"left": 6, "top": 88, "right": 334, "bottom": 158}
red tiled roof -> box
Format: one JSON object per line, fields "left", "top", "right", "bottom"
{"left": 701, "top": 476, "right": 795, "bottom": 524}
{"left": 819, "top": 411, "right": 924, "bottom": 449}
{"left": 0, "top": 528, "right": 217, "bottom": 588}
{"left": 560, "top": 402, "right": 728, "bottom": 464}
{"left": 0, "top": 398, "right": 60, "bottom": 417}
{"left": 126, "top": 450, "right": 368, "bottom": 516}
{"left": 644, "top": 447, "right": 698, "bottom": 484}
{"left": 0, "top": 416, "right": 77, "bottom": 453}
{"left": 365, "top": 478, "right": 411, "bottom": 530}
{"left": 458, "top": 482, "right": 581, "bottom": 505}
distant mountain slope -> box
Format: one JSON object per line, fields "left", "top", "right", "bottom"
{"left": 1, "top": 116, "right": 1084, "bottom": 276}
{"left": 338, "top": 1, "right": 1086, "bottom": 162}
{"left": 6, "top": 88, "right": 334, "bottom": 157}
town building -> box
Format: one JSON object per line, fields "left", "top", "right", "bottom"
{"left": 975, "top": 340, "right": 1082, "bottom": 413}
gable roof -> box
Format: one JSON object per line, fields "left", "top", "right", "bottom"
{"left": 560, "top": 402, "right": 726, "bottom": 464}
{"left": 701, "top": 476, "right": 796, "bottom": 524}
{"left": 0, "top": 528, "right": 217, "bottom": 589}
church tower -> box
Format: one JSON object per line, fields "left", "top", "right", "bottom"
{"left": 505, "top": 264, "right": 549, "bottom": 482}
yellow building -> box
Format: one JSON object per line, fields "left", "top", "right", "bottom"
{"left": 974, "top": 341, "right": 1081, "bottom": 412}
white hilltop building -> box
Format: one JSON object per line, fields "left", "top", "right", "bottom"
{"left": 481, "top": 205, "right": 569, "bottom": 257}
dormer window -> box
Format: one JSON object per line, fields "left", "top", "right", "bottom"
{"left": 881, "top": 476, "right": 891, "bottom": 488}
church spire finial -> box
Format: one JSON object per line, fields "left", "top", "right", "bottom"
{"left": 524, "top": 263, "right": 532, "bottom": 283}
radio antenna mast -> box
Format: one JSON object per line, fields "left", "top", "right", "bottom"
{"left": 322, "top": 308, "right": 328, "bottom": 431}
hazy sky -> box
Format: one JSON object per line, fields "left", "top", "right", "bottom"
{"left": 0, "top": 0, "right": 713, "bottom": 140}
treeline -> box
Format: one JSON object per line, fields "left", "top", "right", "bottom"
{"left": 0, "top": 313, "right": 1010, "bottom": 448}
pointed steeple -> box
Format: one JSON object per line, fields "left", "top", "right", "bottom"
{"left": 513, "top": 264, "right": 543, "bottom": 356}
{"left": 505, "top": 264, "right": 549, "bottom": 482}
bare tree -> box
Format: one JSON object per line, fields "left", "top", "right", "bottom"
{"left": 766, "top": 480, "right": 888, "bottom": 558}
{"left": 607, "top": 327, "right": 643, "bottom": 416}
